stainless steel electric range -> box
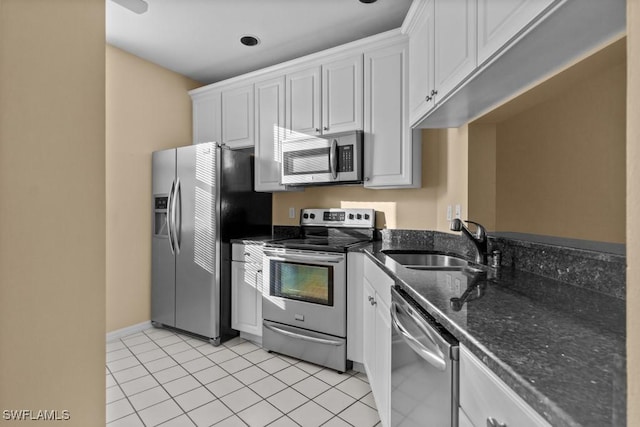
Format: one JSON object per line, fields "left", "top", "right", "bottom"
{"left": 262, "top": 208, "right": 375, "bottom": 372}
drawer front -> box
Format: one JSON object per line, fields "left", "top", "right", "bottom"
{"left": 460, "top": 345, "right": 551, "bottom": 427}
{"left": 363, "top": 256, "right": 392, "bottom": 307}
{"left": 232, "top": 243, "right": 263, "bottom": 263}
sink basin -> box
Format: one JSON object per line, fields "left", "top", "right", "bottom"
{"left": 382, "top": 250, "right": 483, "bottom": 273}
{"left": 382, "top": 251, "right": 469, "bottom": 267}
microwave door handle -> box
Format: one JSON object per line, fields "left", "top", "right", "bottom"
{"left": 329, "top": 139, "right": 338, "bottom": 180}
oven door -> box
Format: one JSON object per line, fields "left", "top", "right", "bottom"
{"left": 262, "top": 248, "right": 346, "bottom": 337}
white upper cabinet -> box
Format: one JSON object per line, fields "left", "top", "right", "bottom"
{"left": 434, "top": 0, "right": 477, "bottom": 101}
{"left": 322, "top": 55, "right": 363, "bottom": 134}
{"left": 285, "top": 54, "right": 363, "bottom": 140}
{"left": 221, "top": 83, "right": 254, "bottom": 149}
{"left": 285, "top": 66, "right": 322, "bottom": 139}
{"left": 364, "top": 40, "right": 421, "bottom": 189}
{"left": 254, "top": 76, "right": 287, "bottom": 192}
{"left": 407, "top": 0, "right": 477, "bottom": 126}
{"left": 477, "top": 0, "right": 555, "bottom": 65}
{"left": 407, "top": 0, "right": 435, "bottom": 125}
{"left": 192, "top": 90, "right": 221, "bottom": 144}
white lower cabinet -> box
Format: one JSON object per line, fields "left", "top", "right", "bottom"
{"left": 231, "top": 244, "right": 263, "bottom": 337}
{"left": 347, "top": 252, "right": 364, "bottom": 364}
{"left": 459, "top": 344, "right": 551, "bottom": 427}
{"left": 362, "top": 256, "right": 392, "bottom": 427}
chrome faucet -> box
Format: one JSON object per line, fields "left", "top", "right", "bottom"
{"left": 450, "top": 218, "right": 488, "bottom": 265}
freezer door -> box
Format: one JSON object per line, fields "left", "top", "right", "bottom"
{"left": 152, "top": 148, "right": 176, "bottom": 327}
{"left": 175, "top": 143, "right": 219, "bottom": 339}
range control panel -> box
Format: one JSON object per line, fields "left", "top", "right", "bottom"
{"left": 300, "top": 208, "right": 375, "bottom": 228}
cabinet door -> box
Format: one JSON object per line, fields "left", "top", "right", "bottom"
{"left": 477, "top": 0, "right": 555, "bottom": 65}
{"left": 374, "top": 297, "right": 391, "bottom": 427}
{"left": 460, "top": 345, "right": 552, "bottom": 427}
{"left": 254, "top": 76, "right": 286, "bottom": 192}
{"left": 222, "top": 84, "right": 254, "bottom": 148}
{"left": 322, "top": 55, "right": 363, "bottom": 134}
{"left": 364, "top": 41, "right": 420, "bottom": 189}
{"left": 346, "top": 252, "right": 364, "bottom": 364}
{"left": 434, "top": 0, "right": 477, "bottom": 101}
{"left": 231, "top": 261, "right": 262, "bottom": 336}
{"left": 192, "top": 91, "right": 221, "bottom": 144}
{"left": 285, "top": 66, "right": 321, "bottom": 139}
{"left": 362, "top": 277, "right": 377, "bottom": 380}
{"left": 408, "top": 0, "right": 435, "bottom": 124}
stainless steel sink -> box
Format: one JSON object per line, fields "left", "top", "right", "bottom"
{"left": 382, "top": 250, "right": 483, "bottom": 273}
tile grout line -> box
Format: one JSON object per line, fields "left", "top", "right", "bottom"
{"left": 109, "top": 328, "right": 379, "bottom": 427}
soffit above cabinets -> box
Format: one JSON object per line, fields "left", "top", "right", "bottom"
{"left": 473, "top": 37, "right": 626, "bottom": 124}
{"left": 106, "top": 0, "right": 412, "bottom": 84}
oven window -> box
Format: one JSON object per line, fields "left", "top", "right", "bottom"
{"left": 271, "top": 261, "right": 333, "bottom": 306}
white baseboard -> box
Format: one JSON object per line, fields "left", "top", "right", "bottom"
{"left": 106, "top": 320, "right": 153, "bottom": 342}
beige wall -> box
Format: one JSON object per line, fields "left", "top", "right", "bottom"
{"left": 0, "top": 0, "right": 105, "bottom": 425}
{"left": 106, "top": 46, "right": 201, "bottom": 333}
{"left": 469, "top": 45, "right": 626, "bottom": 243}
{"left": 627, "top": 0, "right": 639, "bottom": 425}
{"left": 468, "top": 124, "right": 497, "bottom": 230}
{"left": 273, "top": 128, "right": 468, "bottom": 232}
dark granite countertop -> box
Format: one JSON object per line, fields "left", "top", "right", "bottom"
{"left": 362, "top": 241, "right": 626, "bottom": 427}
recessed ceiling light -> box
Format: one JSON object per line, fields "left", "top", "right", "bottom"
{"left": 359, "top": 0, "right": 378, "bottom": 3}
{"left": 240, "top": 36, "right": 260, "bottom": 47}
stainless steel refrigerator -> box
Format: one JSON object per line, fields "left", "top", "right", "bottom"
{"left": 151, "top": 143, "right": 272, "bottom": 345}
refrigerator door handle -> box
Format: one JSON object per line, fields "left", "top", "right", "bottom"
{"left": 175, "top": 178, "right": 182, "bottom": 253}
{"left": 166, "top": 180, "right": 176, "bottom": 255}
{"left": 171, "top": 177, "right": 181, "bottom": 254}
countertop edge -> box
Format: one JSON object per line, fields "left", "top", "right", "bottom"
{"left": 361, "top": 247, "right": 581, "bottom": 427}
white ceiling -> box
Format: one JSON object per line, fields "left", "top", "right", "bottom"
{"left": 106, "top": 0, "right": 413, "bottom": 85}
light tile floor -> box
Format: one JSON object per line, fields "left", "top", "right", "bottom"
{"left": 107, "top": 327, "right": 381, "bottom": 426}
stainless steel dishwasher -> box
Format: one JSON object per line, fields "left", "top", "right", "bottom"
{"left": 390, "top": 286, "right": 459, "bottom": 427}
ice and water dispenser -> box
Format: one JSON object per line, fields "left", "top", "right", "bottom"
{"left": 154, "top": 195, "right": 169, "bottom": 237}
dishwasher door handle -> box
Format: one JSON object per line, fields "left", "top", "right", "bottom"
{"left": 391, "top": 301, "right": 447, "bottom": 371}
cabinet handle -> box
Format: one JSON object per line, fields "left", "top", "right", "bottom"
{"left": 315, "top": 128, "right": 320, "bottom": 133}
{"left": 486, "top": 417, "right": 507, "bottom": 427}
{"left": 324, "top": 126, "right": 329, "bottom": 131}
{"left": 425, "top": 95, "right": 432, "bottom": 102}
{"left": 244, "top": 252, "right": 251, "bottom": 257}
{"left": 368, "top": 296, "right": 374, "bottom": 302}
{"left": 370, "top": 299, "right": 377, "bottom": 306}
{"left": 364, "top": 177, "right": 370, "bottom": 182}
{"left": 431, "top": 89, "right": 438, "bottom": 96}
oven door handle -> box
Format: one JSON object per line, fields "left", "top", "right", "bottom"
{"left": 263, "top": 322, "right": 343, "bottom": 346}
{"left": 391, "top": 301, "right": 447, "bottom": 371}
{"left": 263, "top": 250, "right": 344, "bottom": 264}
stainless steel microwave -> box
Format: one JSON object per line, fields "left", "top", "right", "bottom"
{"left": 281, "top": 130, "right": 363, "bottom": 186}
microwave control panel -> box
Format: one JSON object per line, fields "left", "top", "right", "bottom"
{"left": 338, "top": 146, "right": 354, "bottom": 172}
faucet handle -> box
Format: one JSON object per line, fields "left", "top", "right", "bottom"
{"left": 464, "top": 220, "right": 486, "bottom": 239}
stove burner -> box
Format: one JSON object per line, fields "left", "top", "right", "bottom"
{"left": 267, "top": 208, "right": 376, "bottom": 253}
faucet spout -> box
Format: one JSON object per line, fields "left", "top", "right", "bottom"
{"left": 450, "top": 219, "right": 488, "bottom": 265}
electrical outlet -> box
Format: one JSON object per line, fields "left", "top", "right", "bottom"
{"left": 446, "top": 205, "right": 452, "bottom": 221}
{"left": 288, "top": 207, "right": 296, "bottom": 219}
{"left": 455, "top": 204, "right": 462, "bottom": 219}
